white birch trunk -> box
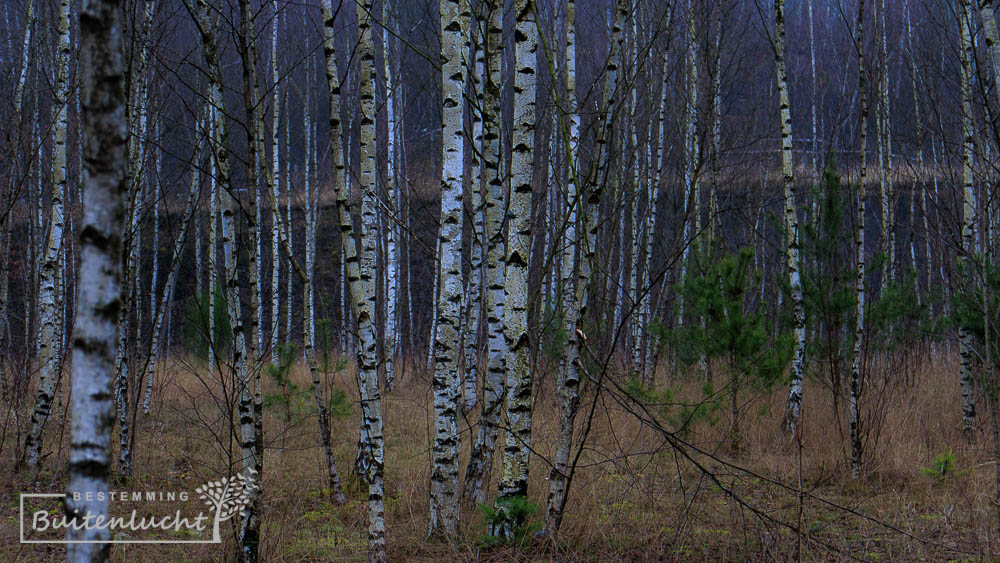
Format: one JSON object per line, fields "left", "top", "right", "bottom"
{"left": 463, "top": 27, "right": 485, "bottom": 414}
{"left": 209, "top": 115, "right": 218, "bottom": 371}
{"left": 545, "top": 0, "right": 629, "bottom": 537}
{"left": 959, "top": 0, "right": 978, "bottom": 437}
{"left": 878, "top": 0, "right": 895, "bottom": 285}
{"left": 642, "top": 37, "right": 672, "bottom": 381}
{"left": 627, "top": 11, "right": 642, "bottom": 368}
{"left": 194, "top": 1, "right": 258, "bottom": 558}
{"left": 463, "top": 0, "right": 506, "bottom": 507}
{"left": 383, "top": 0, "right": 399, "bottom": 391}
{"left": 678, "top": 0, "right": 699, "bottom": 327}
{"left": 775, "top": 0, "right": 807, "bottom": 435}
{"left": 143, "top": 114, "right": 205, "bottom": 418}
{"left": 429, "top": 0, "right": 469, "bottom": 537}
{"left": 809, "top": 0, "right": 819, "bottom": 225}
{"left": 305, "top": 64, "right": 314, "bottom": 359}
{"left": 23, "top": 0, "right": 70, "bottom": 469}
{"left": 270, "top": 0, "right": 282, "bottom": 366}
{"left": 348, "top": 1, "right": 388, "bottom": 558}
{"left": 238, "top": 1, "right": 270, "bottom": 555}
{"left": 142, "top": 119, "right": 162, "bottom": 413}
{"left": 850, "top": 0, "right": 869, "bottom": 480}
{"left": 66, "top": 1, "right": 126, "bottom": 555}
{"left": 114, "top": 0, "right": 155, "bottom": 479}
{"left": 12, "top": 0, "right": 34, "bottom": 119}
{"left": 495, "top": 0, "right": 537, "bottom": 525}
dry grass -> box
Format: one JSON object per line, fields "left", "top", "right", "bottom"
{"left": 1, "top": 348, "right": 998, "bottom": 561}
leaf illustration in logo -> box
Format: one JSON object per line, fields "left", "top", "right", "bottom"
{"left": 197, "top": 469, "right": 258, "bottom": 523}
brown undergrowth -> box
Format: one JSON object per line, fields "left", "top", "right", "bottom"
{"left": 1, "top": 348, "right": 996, "bottom": 561}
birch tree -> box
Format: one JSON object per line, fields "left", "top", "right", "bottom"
{"left": 463, "top": 22, "right": 486, "bottom": 414}
{"left": 775, "top": 0, "right": 807, "bottom": 435}
{"left": 209, "top": 114, "right": 219, "bottom": 372}
{"left": 463, "top": 0, "right": 506, "bottom": 506}
{"left": 495, "top": 0, "right": 537, "bottom": 531}
{"left": 237, "top": 0, "right": 275, "bottom": 554}
{"left": 300, "top": 51, "right": 347, "bottom": 505}
{"left": 428, "top": 0, "right": 468, "bottom": 539}
{"left": 340, "top": 0, "right": 388, "bottom": 558}
{"left": 850, "top": 0, "right": 869, "bottom": 480}
{"left": 383, "top": 0, "right": 399, "bottom": 391}
{"left": 192, "top": 0, "right": 258, "bottom": 558}
{"left": 640, "top": 10, "right": 673, "bottom": 382}
{"left": 678, "top": 0, "right": 700, "bottom": 325}
{"left": 65, "top": 0, "right": 127, "bottom": 557}
{"left": 959, "top": 0, "right": 978, "bottom": 437}
{"left": 270, "top": 0, "right": 281, "bottom": 367}
{"left": 12, "top": 0, "right": 34, "bottom": 118}
{"left": 142, "top": 118, "right": 163, "bottom": 414}
{"left": 877, "top": 0, "right": 895, "bottom": 285}
{"left": 545, "top": 0, "right": 629, "bottom": 538}
{"left": 22, "top": 0, "right": 71, "bottom": 469}
{"left": 115, "top": 0, "right": 156, "bottom": 480}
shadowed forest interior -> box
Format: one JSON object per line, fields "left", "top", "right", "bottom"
{"left": 3, "top": 0, "right": 1000, "bottom": 560}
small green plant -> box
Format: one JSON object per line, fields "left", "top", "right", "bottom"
{"left": 183, "top": 288, "right": 232, "bottom": 360}
{"left": 673, "top": 247, "right": 793, "bottom": 449}
{"left": 624, "top": 377, "right": 720, "bottom": 437}
{"left": 921, "top": 448, "right": 958, "bottom": 480}
{"left": 541, "top": 311, "right": 569, "bottom": 361}
{"left": 265, "top": 343, "right": 304, "bottom": 421}
{"left": 478, "top": 496, "right": 541, "bottom": 547}
{"left": 327, "top": 386, "right": 353, "bottom": 419}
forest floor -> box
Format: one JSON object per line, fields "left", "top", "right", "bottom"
{"left": 1, "top": 349, "right": 997, "bottom": 561}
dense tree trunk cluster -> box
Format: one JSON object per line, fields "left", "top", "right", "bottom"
{"left": 5, "top": 0, "right": 1000, "bottom": 559}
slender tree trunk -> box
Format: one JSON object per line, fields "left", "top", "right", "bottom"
{"left": 299, "top": 47, "right": 347, "bottom": 505}
{"left": 7, "top": 0, "right": 34, "bottom": 380}
{"left": 238, "top": 1, "right": 274, "bottom": 556}
{"left": 114, "top": 0, "right": 156, "bottom": 481}
{"left": 850, "top": 0, "right": 869, "bottom": 480}
{"left": 463, "top": 0, "right": 506, "bottom": 507}
{"left": 776, "top": 0, "right": 807, "bottom": 435}
{"left": 428, "top": 0, "right": 469, "bottom": 538}
{"left": 882, "top": 0, "right": 896, "bottom": 285}
{"left": 906, "top": 2, "right": 933, "bottom": 322}
{"left": 209, "top": 115, "right": 218, "bottom": 372}
{"left": 194, "top": 1, "right": 257, "bottom": 559}
{"left": 383, "top": 0, "right": 399, "bottom": 391}
{"left": 12, "top": 0, "right": 34, "bottom": 118}
{"left": 809, "top": 0, "right": 819, "bottom": 226}
{"left": 678, "top": 0, "right": 699, "bottom": 328}
{"left": 627, "top": 10, "right": 642, "bottom": 369}
{"left": 342, "top": 239, "right": 349, "bottom": 356}
{"left": 305, "top": 55, "right": 315, "bottom": 363}
{"left": 22, "top": 0, "right": 70, "bottom": 469}
{"left": 544, "top": 0, "right": 629, "bottom": 538}
{"left": 959, "top": 0, "right": 978, "bottom": 439}
{"left": 495, "top": 0, "right": 537, "bottom": 530}
{"left": 643, "top": 30, "right": 672, "bottom": 381}
{"left": 142, "top": 119, "right": 163, "bottom": 414}
{"left": 344, "top": 1, "right": 388, "bottom": 558}
{"left": 270, "top": 0, "right": 282, "bottom": 366}
{"left": 546, "top": 0, "right": 580, "bottom": 535}
{"left": 463, "top": 27, "right": 486, "bottom": 414}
